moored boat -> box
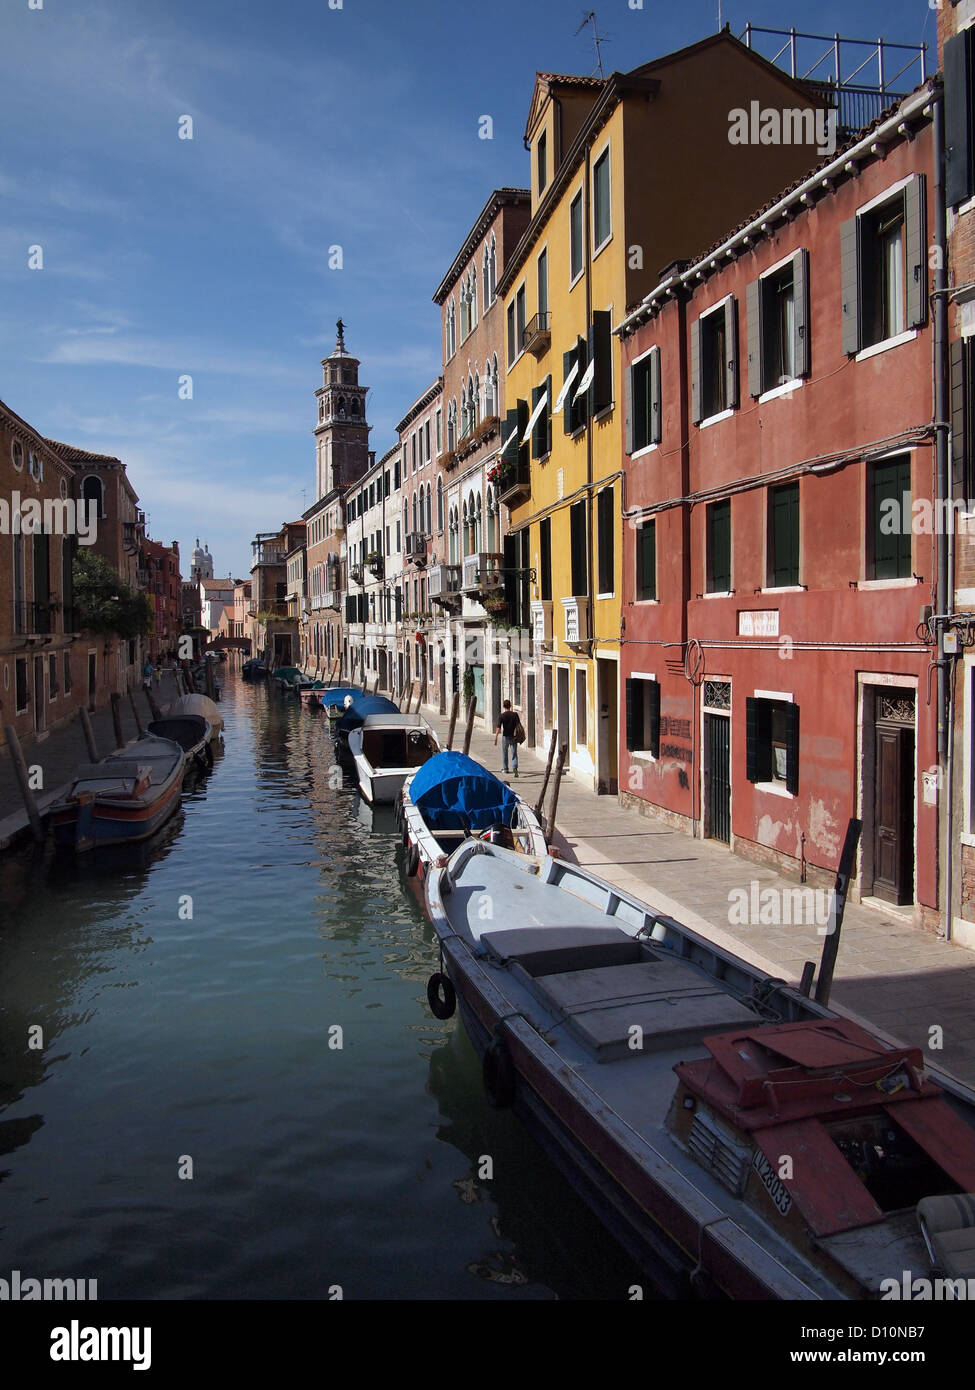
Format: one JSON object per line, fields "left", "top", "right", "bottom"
{"left": 171, "top": 692, "right": 224, "bottom": 734}
{"left": 298, "top": 681, "right": 330, "bottom": 709}
{"left": 396, "top": 750, "right": 547, "bottom": 879}
{"left": 147, "top": 715, "right": 213, "bottom": 775}
{"left": 321, "top": 686, "right": 363, "bottom": 719}
{"left": 49, "top": 736, "right": 186, "bottom": 852}
{"left": 333, "top": 694, "right": 398, "bottom": 749}
{"left": 348, "top": 712, "right": 440, "bottom": 803}
{"left": 422, "top": 842, "right": 975, "bottom": 1300}
{"left": 241, "top": 659, "right": 267, "bottom": 680}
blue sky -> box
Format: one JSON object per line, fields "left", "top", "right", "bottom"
{"left": 2, "top": 0, "right": 933, "bottom": 577}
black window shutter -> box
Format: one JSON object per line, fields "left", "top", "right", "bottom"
{"left": 544, "top": 374, "right": 552, "bottom": 455}
{"left": 785, "top": 702, "right": 800, "bottom": 797}
{"left": 840, "top": 217, "right": 861, "bottom": 356}
{"left": 502, "top": 407, "right": 519, "bottom": 465}
{"left": 650, "top": 347, "right": 661, "bottom": 445}
{"left": 905, "top": 175, "right": 927, "bottom": 330}
{"left": 531, "top": 384, "right": 544, "bottom": 460}
{"left": 648, "top": 681, "right": 661, "bottom": 759}
{"left": 746, "top": 278, "right": 763, "bottom": 398}
{"left": 746, "top": 697, "right": 769, "bottom": 783}
{"left": 625, "top": 678, "right": 636, "bottom": 750}
{"left": 562, "top": 349, "right": 575, "bottom": 435}
{"left": 624, "top": 365, "right": 635, "bottom": 454}
{"left": 793, "top": 249, "right": 810, "bottom": 378}
{"left": 945, "top": 31, "right": 973, "bottom": 209}
{"left": 690, "top": 317, "right": 702, "bottom": 424}
{"left": 589, "top": 310, "right": 613, "bottom": 415}
{"left": 517, "top": 397, "right": 530, "bottom": 470}
{"left": 724, "top": 297, "right": 739, "bottom": 410}
{"left": 575, "top": 336, "right": 590, "bottom": 428}
{"left": 951, "top": 338, "right": 966, "bottom": 497}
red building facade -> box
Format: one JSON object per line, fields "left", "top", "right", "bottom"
{"left": 618, "top": 82, "right": 941, "bottom": 927}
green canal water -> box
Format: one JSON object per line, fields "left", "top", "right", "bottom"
{"left": 0, "top": 674, "right": 646, "bottom": 1300}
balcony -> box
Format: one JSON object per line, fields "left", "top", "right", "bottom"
{"left": 462, "top": 552, "right": 504, "bottom": 595}
{"left": 323, "top": 589, "right": 340, "bottom": 610}
{"left": 531, "top": 599, "right": 553, "bottom": 646}
{"left": 562, "top": 596, "right": 591, "bottom": 647}
{"left": 349, "top": 564, "right": 363, "bottom": 585}
{"left": 13, "top": 601, "right": 56, "bottom": 636}
{"left": 366, "top": 553, "right": 384, "bottom": 579}
{"left": 494, "top": 457, "right": 531, "bottom": 507}
{"left": 522, "top": 311, "right": 551, "bottom": 359}
{"left": 428, "top": 564, "right": 461, "bottom": 606}
{"left": 405, "top": 532, "right": 428, "bottom": 565}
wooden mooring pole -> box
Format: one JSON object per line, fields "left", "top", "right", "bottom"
{"left": 445, "top": 692, "right": 460, "bottom": 750}
{"left": 127, "top": 686, "right": 145, "bottom": 736}
{"left": 110, "top": 693, "right": 125, "bottom": 750}
{"left": 814, "top": 818, "right": 862, "bottom": 1007}
{"left": 4, "top": 725, "right": 44, "bottom": 842}
{"left": 462, "top": 695, "right": 477, "bottom": 757}
{"left": 79, "top": 706, "right": 99, "bottom": 762}
{"left": 545, "top": 743, "right": 569, "bottom": 840}
{"left": 145, "top": 685, "right": 163, "bottom": 722}
{"left": 534, "top": 729, "right": 558, "bottom": 819}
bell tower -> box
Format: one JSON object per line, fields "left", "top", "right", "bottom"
{"left": 314, "top": 318, "right": 370, "bottom": 500}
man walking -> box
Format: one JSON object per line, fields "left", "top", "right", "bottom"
{"left": 495, "top": 699, "right": 520, "bottom": 777}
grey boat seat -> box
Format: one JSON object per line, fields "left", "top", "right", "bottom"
{"left": 918, "top": 1194, "right": 975, "bottom": 1279}
{"left": 479, "top": 925, "right": 650, "bottom": 977}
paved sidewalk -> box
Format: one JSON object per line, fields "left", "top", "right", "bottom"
{"left": 418, "top": 700, "right": 975, "bottom": 1092}
{"left": 0, "top": 672, "right": 183, "bottom": 848}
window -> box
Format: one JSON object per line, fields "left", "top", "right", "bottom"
{"left": 531, "top": 376, "right": 552, "bottom": 460}
{"left": 707, "top": 499, "right": 731, "bottom": 593}
{"left": 626, "top": 346, "right": 661, "bottom": 453}
{"left": 15, "top": 657, "right": 28, "bottom": 713}
{"left": 82, "top": 475, "right": 104, "bottom": 520}
{"left": 575, "top": 668, "right": 587, "bottom": 746}
{"left": 539, "top": 517, "right": 552, "bottom": 601}
{"left": 842, "top": 179, "right": 926, "bottom": 353}
{"left": 11, "top": 438, "right": 24, "bottom": 471}
{"left": 636, "top": 520, "right": 656, "bottom": 601}
{"left": 516, "top": 284, "right": 526, "bottom": 355}
{"left": 63, "top": 651, "right": 72, "bottom": 694}
{"left": 587, "top": 310, "right": 613, "bottom": 416}
{"left": 593, "top": 147, "right": 611, "bottom": 250}
{"left": 48, "top": 653, "right": 58, "bottom": 700}
{"left": 692, "top": 299, "right": 738, "bottom": 422}
{"left": 436, "top": 409, "right": 442, "bottom": 453}
{"left": 868, "top": 455, "right": 912, "bottom": 580}
{"left": 537, "top": 130, "right": 547, "bottom": 194}
{"left": 947, "top": 28, "right": 975, "bottom": 206}
{"left": 746, "top": 697, "right": 799, "bottom": 795}
{"left": 569, "top": 190, "right": 583, "bottom": 282}
{"left": 597, "top": 486, "right": 615, "bottom": 595}
{"left": 747, "top": 252, "right": 810, "bottom": 397}
{"left": 507, "top": 302, "right": 517, "bottom": 366}
{"left": 562, "top": 336, "right": 588, "bottom": 434}
{"left": 537, "top": 248, "right": 548, "bottom": 320}
{"left": 951, "top": 337, "right": 975, "bottom": 499}
{"left": 437, "top": 477, "right": 444, "bottom": 532}
{"left": 625, "top": 677, "right": 660, "bottom": 756}
{"left": 768, "top": 482, "right": 800, "bottom": 587}
{"left": 570, "top": 500, "right": 587, "bottom": 597}
{"left": 425, "top": 421, "right": 431, "bottom": 460}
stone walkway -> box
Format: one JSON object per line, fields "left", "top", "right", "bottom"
{"left": 417, "top": 699, "right": 975, "bottom": 1093}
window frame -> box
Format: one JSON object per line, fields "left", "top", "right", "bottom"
{"left": 569, "top": 188, "right": 584, "bottom": 286}
{"left": 592, "top": 143, "right": 612, "bottom": 257}
{"left": 625, "top": 673, "right": 661, "bottom": 758}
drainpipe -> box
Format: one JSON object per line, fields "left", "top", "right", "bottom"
{"left": 933, "top": 91, "right": 953, "bottom": 938}
{"left": 584, "top": 137, "right": 595, "bottom": 783}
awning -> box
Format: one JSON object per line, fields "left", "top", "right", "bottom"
{"left": 573, "top": 358, "right": 595, "bottom": 400}
{"left": 521, "top": 390, "right": 549, "bottom": 443}
{"left": 553, "top": 360, "right": 579, "bottom": 414}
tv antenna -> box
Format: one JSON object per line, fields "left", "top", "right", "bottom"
{"left": 575, "top": 10, "right": 608, "bottom": 79}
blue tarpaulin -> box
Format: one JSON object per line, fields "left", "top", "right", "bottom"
{"left": 408, "top": 751, "right": 518, "bottom": 832}
{"left": 321, "top": 686, "right": 362, "bottom": 707}
{"left": 334, "top": 694, "right": 399, "bottom": 736}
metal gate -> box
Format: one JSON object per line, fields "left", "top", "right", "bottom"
{"left": 704, "top": 712, "right": 730, "bottom": 844}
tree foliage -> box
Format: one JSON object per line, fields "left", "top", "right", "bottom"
{"left": 73, "top": 550, "right": 153, "bottom": 638}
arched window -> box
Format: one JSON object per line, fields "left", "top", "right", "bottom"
{"left": 488, "top": 235, "right": 497, "bottom": 301}
{"left": 437, "top": 476, "right": 444, "bottom": 532}
{"left": 486, "top": 484, "right": 498, "bottom": 551}
{"left": 425, "top": 482, "right": 432, "bottom": 535}
{"left": 483, "top": 361, "right": 494, "bottom": 418}
{"left": 447, "top": 399, "right": 457, "bottom": 451}
{"left": 482, "top": 245, "right": 490, "bottom": 309}
{"left": 351, "top": 399, "right": 360, "bottom": 416}
{"left": 474, "top": 492, "right": 483, "bottom": 553}
{"left": 448, "top": 505, "right": 459, "bottom": 563}
{"left": 82, "top": 475, "right": 104, "bottom": 519}
{"left": 412, "top": 491, "right": 418, "bottom": 533}
{"left": 462, "top": 498, "right": 470, "bottom": 557}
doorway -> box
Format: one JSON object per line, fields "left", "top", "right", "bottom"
{"left": 871, "top": 693, "right": 916, "bottom": 905}
{"left": 87, "top": 650, "right": 97, "bottom": 711}
{"left": 33, "top": 655, "right": 46, "bottom": 734}
{"left": 526, "top": 672, "right": 536, "bottom": 746}
{"left": 596, "top": 657, "right": 618, "bottom": 794}
{"left": 703, "top": 710, "right": 731, "bottom": 844}
{"left": 556, "top": 666, "right": 570, "bottom": 747}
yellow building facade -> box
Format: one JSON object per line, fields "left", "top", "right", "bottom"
{"left": 498, "top": 34, "right": 826, "bottom": 792}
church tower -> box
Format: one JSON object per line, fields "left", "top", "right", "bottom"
{"left": 314, "top": 319, "right": 370, "bottom": 500}
{"left": 190, "top": 539, "right": 214, "bottom": 582}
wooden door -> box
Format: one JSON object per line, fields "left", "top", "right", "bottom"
{"left": 704, "top": 713, "right": 730, "bottom": 844}
{"left": 873, "top": 723, "right": 914, "bottom": 905}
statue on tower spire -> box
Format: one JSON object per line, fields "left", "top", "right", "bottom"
{"left": 336, "top": 318, "right": 345, "bottom": 352}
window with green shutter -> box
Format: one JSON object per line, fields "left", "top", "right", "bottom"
{"left": 570, "top": 500, "right": 587, "bottom": 597}
{"left": 597, "top": 486, "right": 615, "bottom": 595}
{"left": 593, "top": 148, "right": 611, "bottom": 249}
{"left": 707, "top": 499, "right": 731, "bottom": 593}
{"left": 569, "top": 191, "right": 583, "bottom": 282}
{"left": 869, "top": 455, "right": 912, "bottom": 580}
{"left": 636, "top": 520, "right": 656, "bottom": 601}
{"left": 627, "top": 347, "right": 660, "bottom": 453}
{"left": 625, "top": 677, "right": 660, "bottom": 756}
{"left": 746, "top": 697, "right": 799, "bottom": 795}
{"left": 769, "top": 482, "right": 800, "bottom": 587}
{"left": 539, "top": 517, "right": 552, "bottom": 601}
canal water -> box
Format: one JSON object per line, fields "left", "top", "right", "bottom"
{"left": 0, "top": 674, "right": 646, "bottom": 1300}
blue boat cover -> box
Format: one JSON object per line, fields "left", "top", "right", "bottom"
{"left": 334, "top": 694, "right": 399, "bottom": 735}
{"left": 408, "top": 751, "right": 518, "bottom": 832}
{"left": 322, "top": 686, "right": 362, "bottom": 706}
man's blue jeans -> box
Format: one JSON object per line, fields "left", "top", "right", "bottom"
{"left": 501, "top": 736, "right": 518, "bottom": 773}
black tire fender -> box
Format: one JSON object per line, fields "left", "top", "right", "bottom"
{"left": 427, "top": 972, "right": 456, "bottom": 1020}
{"left": 483, "top": 1031, "right": 516, "bottom": 1110}
{"left": 407, "top": 843, "right": 420, "bottom": 877}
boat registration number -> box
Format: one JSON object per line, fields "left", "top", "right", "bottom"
{"left": 752, "top": 1150, "right": 792, "bottom": 1217}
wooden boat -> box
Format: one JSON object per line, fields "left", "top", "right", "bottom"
{"left": 396, "top": 750, "right": 547, "bottom": 880}
{"left": 171, "top": 692, "right": 224, "bottom": 734}
{"left": 271, "top": 665, "right": 305, "bottom": 694}
{"left": 298, "top": 681, "right": 330, "bottom": 709}
{"left": 423, "top": 842, "right": 975, "bottom": 1300}
{"left": 147, "top": 716, "right": 213, "bottom": 775}
{"left": 241, "top": 659, "right": 267, "bottom": 680}
{"left": 347, "top": 712, "right": 440, "bottom": 803}
{"left": 49, "top": 736, "right": 185, "bottom": 852}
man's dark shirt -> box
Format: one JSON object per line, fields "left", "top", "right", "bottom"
{"left": 498, "top": 710, "right": 519, "bottom": 738}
